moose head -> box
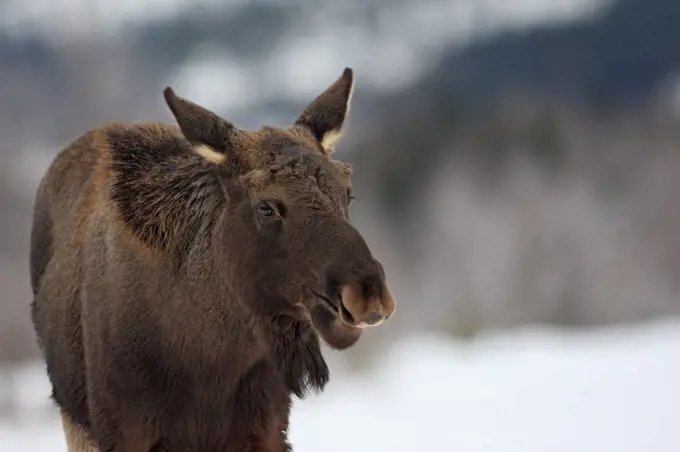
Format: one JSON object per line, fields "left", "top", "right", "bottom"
{"left": 163, "top": 68, "right": 396, "bottom": 349}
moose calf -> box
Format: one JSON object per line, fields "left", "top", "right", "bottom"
{"left": 29, "top": 68, "right": 395, "bottom": 452}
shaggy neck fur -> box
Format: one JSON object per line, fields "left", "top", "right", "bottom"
{"left": 108, "top": 126, "right": 225, "bottom": 262}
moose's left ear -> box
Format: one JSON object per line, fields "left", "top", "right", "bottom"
{"left": 163, "top": 87, "right": 238, "bottom": 160}
{"left": 294, "top": 67, "right": 354, "bottom": 154}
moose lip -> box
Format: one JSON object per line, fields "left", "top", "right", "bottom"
{"left": 311, "top": 290, "right": 357, "bottom": 326}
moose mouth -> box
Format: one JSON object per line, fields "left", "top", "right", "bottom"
{"left": 311, "top": 290, "right": 358, "bottom": 327}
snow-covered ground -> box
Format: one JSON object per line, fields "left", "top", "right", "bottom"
{"left": 3, "top": 318, "right": 680, "bottom": 451}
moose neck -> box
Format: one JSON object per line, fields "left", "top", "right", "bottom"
{"left": 108, "top": 127, "right": 226, "bottom": 266}
{"left": 107, "top": 125, "right": 332, "bottom": 400}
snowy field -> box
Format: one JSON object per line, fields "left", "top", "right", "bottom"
{"left": 2, "top": 318, "right": 680, "bottom": 452}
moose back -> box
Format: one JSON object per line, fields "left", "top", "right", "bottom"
{"left": 29, "top": 68, "right": 396, "bottom": 452}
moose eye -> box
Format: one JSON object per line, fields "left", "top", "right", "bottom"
{"left": 258, "top": 204, "right": 276, "bottom": 218}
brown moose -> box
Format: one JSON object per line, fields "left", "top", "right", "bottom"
{"left": 29, "top": 67, "right": 396, "bottom": 452}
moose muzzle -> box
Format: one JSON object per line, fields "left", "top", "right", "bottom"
{"left": 339, "top": 280, "right": 396, "bottom": 329}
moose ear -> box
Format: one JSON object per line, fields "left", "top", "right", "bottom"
{"left": 294, "top": 67, "right": 354, "bottom": 154}
{"left": 163, "top": 87, "right": 237, "bottom": 163}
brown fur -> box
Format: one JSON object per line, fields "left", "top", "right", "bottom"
{"left": 62, "top": 410, "right": 98, "bottom": 452}
{"left": 30, "top": 68, "right": 396, "bottom": 452}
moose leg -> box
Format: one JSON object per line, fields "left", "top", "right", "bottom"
{"left": 61, "top": 410, "right": 99, "bottom": 452}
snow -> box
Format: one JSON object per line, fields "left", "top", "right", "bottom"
{"left": 3, "top": 318, "right": 680, "bottom": 451}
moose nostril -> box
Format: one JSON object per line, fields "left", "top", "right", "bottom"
{"left": 365, "top": 311, "right": 384, "bottom": 325}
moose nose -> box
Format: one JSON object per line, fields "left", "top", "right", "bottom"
{"left": 338, "top": 281, "right": 396, "bottom": 328}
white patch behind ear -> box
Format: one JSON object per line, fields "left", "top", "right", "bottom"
{"left": 320, "top": 77, "right": 355, "bottom": 153}
{"left": 194, "top": 144, "right": 226, "bottom": 163}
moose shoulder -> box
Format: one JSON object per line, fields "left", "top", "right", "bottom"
{"left": 29, "top": 68, "right": 396, "bottom": 452}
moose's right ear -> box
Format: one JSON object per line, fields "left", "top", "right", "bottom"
{"left": 163, "top": 87, "right": 238, "bottom": 162}
{"left": 294, "top": 68, "right": 354, "bottom": 154}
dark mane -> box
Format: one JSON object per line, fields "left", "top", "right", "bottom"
{"left": 108, "top": 124, "right": 224, "bottom": 260}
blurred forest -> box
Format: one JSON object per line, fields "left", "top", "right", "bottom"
{"left": 1, "top": 0, "right": 680, "bottom": 415}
